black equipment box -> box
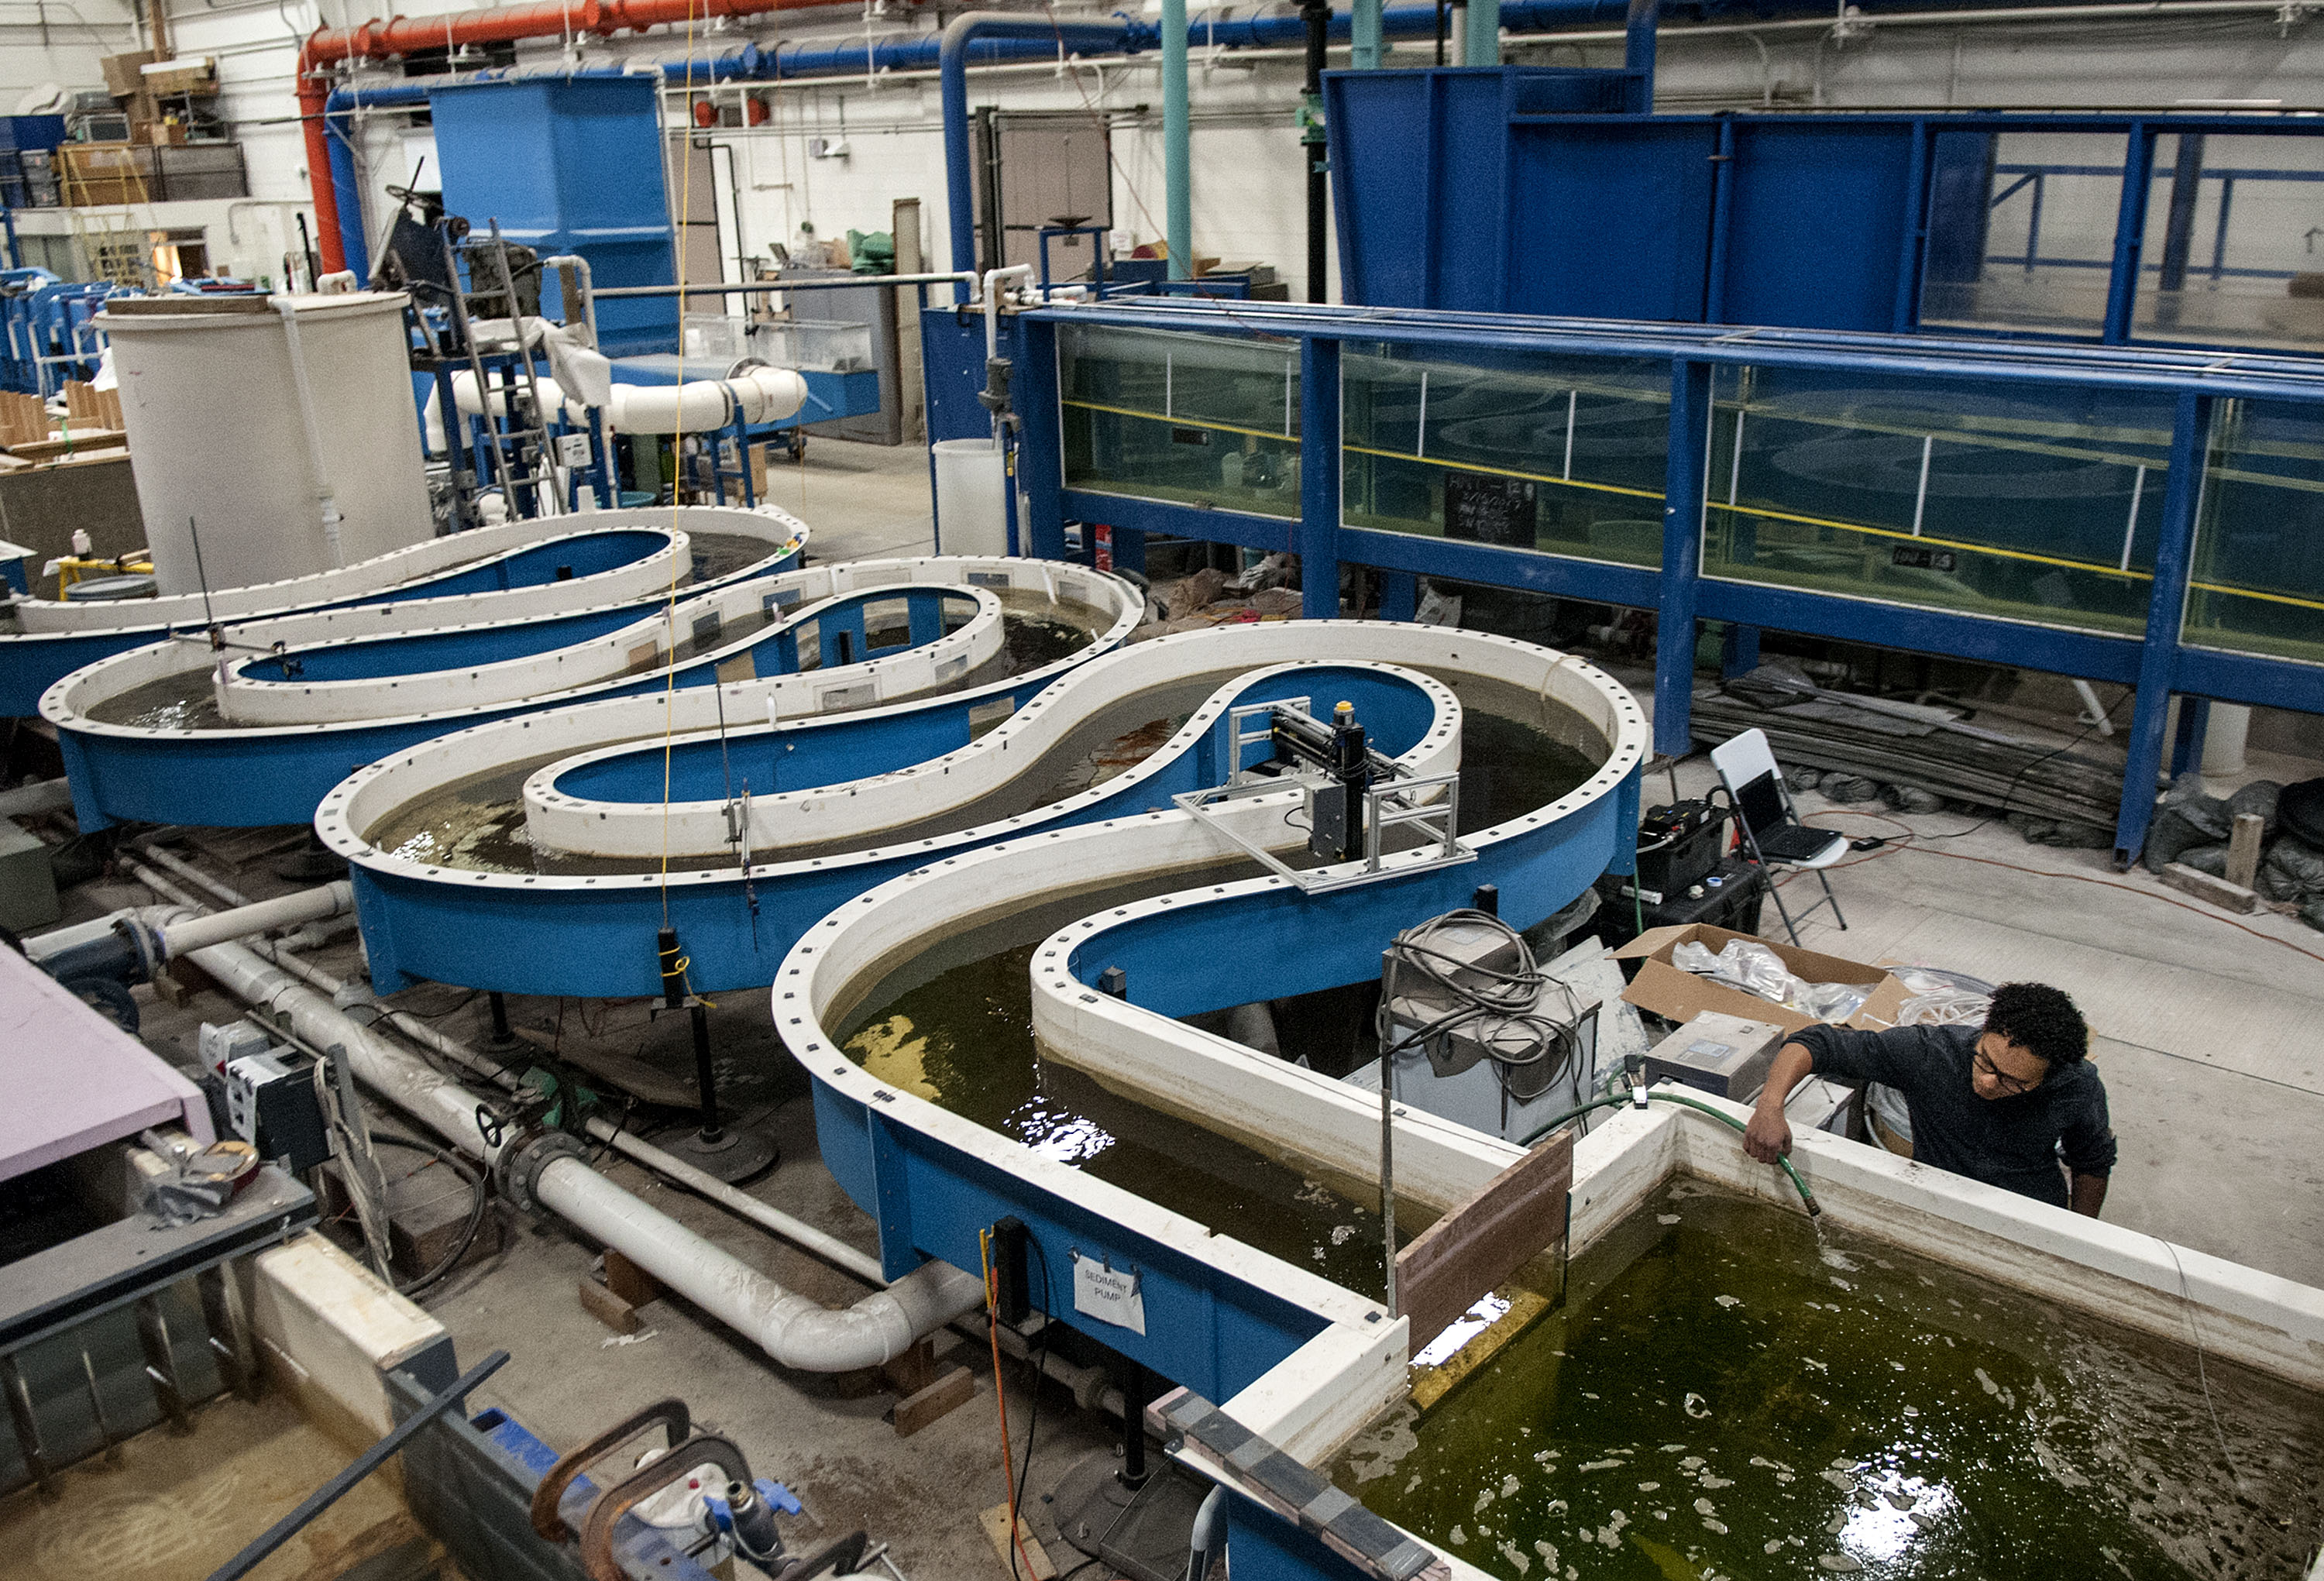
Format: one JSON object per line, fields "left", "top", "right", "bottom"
{"left": 1634, "top": 799, "right": 1726, "bottom": 902}
{"left": 1594, "top": 855, "right": 1767, "bottom": 948}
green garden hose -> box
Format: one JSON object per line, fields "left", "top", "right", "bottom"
{"left": 1516, "top": 1089, "right": 1822, "bottom": 1218}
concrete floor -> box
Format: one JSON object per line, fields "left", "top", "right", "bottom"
{"left": 766, "top": 435, "right": 935, "bottom": 563}
{"left": 64, "top": 432, "right": 2324, "bottom": 1576}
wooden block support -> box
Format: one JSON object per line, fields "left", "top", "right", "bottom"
{"left": 1394, "top": 1128, "right": 1573, "bottom": 1359}
{"left": 578, "top": 1277, "right": 640, "bottom": 1335}
{"left": 978, "top": 1501, "right": 1056, "bottom": 1579}
{"left": 2161, "top": 861, "right": 2261, "bottom": 916}
{"left": 603, "top": 1247, "right": 662, "bottom": 1309}
{"left": 892, "top": 1366, "right": 975, "bottom": 1437}
{"left": 879, "top": 1335, "right": 941, "bottom": 1398}
{"left": 2226, "top": 811, "right": 2267, "bottom": 892}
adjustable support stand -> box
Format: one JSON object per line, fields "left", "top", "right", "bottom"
{"left": 651, "top": 926, "right": 776, "bottom": 1184}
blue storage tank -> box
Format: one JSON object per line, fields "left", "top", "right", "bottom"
{"left": 427, "top": 77, "right": 679, "bottom": 356}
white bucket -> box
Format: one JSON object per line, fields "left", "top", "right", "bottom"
{"left": 932, "top": 438, "right": 1009, "bottom": 557}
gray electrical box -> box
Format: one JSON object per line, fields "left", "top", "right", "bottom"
{"left": 224, "top": 1049, "right": 332, "bottom": 1174}
{"left": 1367, "top": 919, "right": 1606, "bottom": 1143}
{"left": 0, "top": 816, "right": 59, "bottom": 930}
{"left": 1640, "top": 1011, "right": 1788, "bottom": 1102}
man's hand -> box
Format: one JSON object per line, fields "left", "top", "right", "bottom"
{"left": 1744, "top": 1042, "right": 1816, "bottom": 1164}
{"left": 2069, "top": 1170, "right": 2109, "bottom": 1218}
{"left": 1743, "top": 1104, "right": 1793, "bottom": 1164}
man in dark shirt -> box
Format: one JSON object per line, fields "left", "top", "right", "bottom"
{"left": 1741, "top": 981, "right": 2116, "bottom": 1215}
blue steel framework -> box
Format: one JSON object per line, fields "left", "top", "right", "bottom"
{"left": 1322, "top": 91, "right": 2324, "bottom": 354}
{"left": 1019, "top": 299, "right": 2324, "bottom": 866}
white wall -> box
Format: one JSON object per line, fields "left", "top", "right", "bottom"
{"left": 22, "top": 0, "right": 2324, "bottom": 301}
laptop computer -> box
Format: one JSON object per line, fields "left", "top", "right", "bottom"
{"left": 1731, "top": 771, "right": 1842, "bottom": 862}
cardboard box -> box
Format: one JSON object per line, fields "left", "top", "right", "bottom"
{"left": 1610, "top": 923, "right": 1910, "bottom": 1036}
{"left": 101, "top": 50, "right": 158, "bottom": 98}
{"left": 58, "top": 141, "right": 153, "bottom": 204}
{"left": 139, "top": 56, "right": 218, "bottom": 96}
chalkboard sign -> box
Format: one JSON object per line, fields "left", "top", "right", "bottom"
{"left": 1444, "top": 473, "right": 1538, "bottom": 549}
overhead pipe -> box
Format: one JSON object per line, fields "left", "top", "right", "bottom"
{"left": 295, "top": 0, "right": 868, "bottom": 276}
{"left": 1163, "top": 0, "right": 1192, "bottom": 281}
{"left": 323, "top": 2, "right": 1650, "bottom": 279}
{"left": 318, "top": 0, "right": 2135, "bottom": 292}
{"left": 447, "top": 360, "right": 806, "bottom": 431}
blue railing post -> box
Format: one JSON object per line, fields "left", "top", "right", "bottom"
{"left": 1378, "top": 570, "right": 1418, "bottom": 622}
{"left": 1017, "top": 316, "right": 1070, "bottom": 562}
{"left": 2114, "top": 390, "right": 2211, "bottom": 866}
{"left": 1299, "top": 336, "right": 1342, "bottom": 620}
{"left": 1654, "top": 358, "right": 1711, "bottom": 758}
{"left": 2102, "top": 122, "right": 2157, "bottom": 345}
{"left": 2170, "top": 695, "right": 2211, "bottom": 778}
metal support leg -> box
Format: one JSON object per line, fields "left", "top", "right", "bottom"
{"left": 1653, "top": 359, "right": 1711, "bottom": 759}
{"left": 1298, "top": 338, "right": 1342, "bottom": 620}
{"left": 198, "top": 1261, "right": 260, "bottom": 1403}
{"left": 2114, "top": 392, "right": 2212, "bottom": 867}
{"left": 2170, "top": 695, "right": 2210, "bottom": 779}
{"left": 2, "top": 1355, "right": 53, "bottom": 1494}
{"left": 135, "top": 1292, "right": 191, "bottom": 1434}
{"left": 1377, "top": 570, "right": 1418, "bottom": 623}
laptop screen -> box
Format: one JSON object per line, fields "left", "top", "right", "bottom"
{"left": 1733, "top": 771, "right": 1788, "bottom": 837}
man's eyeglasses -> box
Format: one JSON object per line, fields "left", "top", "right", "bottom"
{"left": 1974, "top": 1047, "right": 2040, "bottom": 1096}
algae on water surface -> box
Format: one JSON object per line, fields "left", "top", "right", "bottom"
{"left": 1336, "top": 1181, "right": 2324, "bottom": 1581}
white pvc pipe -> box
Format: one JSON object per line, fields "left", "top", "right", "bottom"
{"left": 136, "top": 866, "right": 980, "bottom": 1372}
{"left": 449, "top": 363, "right": 808, "bottom": 435}
{"left": 158, "top": 882, "right": 353, "bottom": 958}
{"left": 273, "top": 296, "right": 346, "bottom": 568}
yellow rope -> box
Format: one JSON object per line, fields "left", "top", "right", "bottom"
{"left": 658, "top": 0, "right": 706, "bottom": 925}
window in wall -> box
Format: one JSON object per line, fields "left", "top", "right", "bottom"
{"left": 2132, "top": 132, "right": 2324, "bottom": 352}
{"left": 1060, "top": 323, "right": 1302, "bottom": 519}
{"left": 1342, "top": 343, "right": 1669, "bottom": 565}
{"left": 1700, "top": 363, "right": 2178, "bottom": 637}
{"left": 1920, "top": 130, "right": 2131, "bottom": 341}
{"left": 2186, "top": 397, "right": 2324, "bottom": 666}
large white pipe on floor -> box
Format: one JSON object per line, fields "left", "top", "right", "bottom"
{"left": 157, "top": 882, "right": 353, "bottom": 958}
{"left": 150, "top": 897, "right": 982, "bottom": 1371}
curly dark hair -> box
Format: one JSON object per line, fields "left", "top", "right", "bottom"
{"left": 1983, "top": 981, "right": 2089, "bottom": 1068}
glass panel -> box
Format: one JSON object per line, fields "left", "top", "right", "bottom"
{"left": 2133, "top": 132, "right": 2324, "bottom": 352}
{"left": 2186, "top": 397, "right": 2324, "bottom": 665}
{"left": 1920, "top": 131, "right": 2128, "bottom": 339}
{"left": 1342, "top": 343, "right": 1669, "bottom": 565}
{"left": 1060, "top": 323, "right": 1301, "bottom": 518}
{"left": 1701, "top": 365, "right": 2176, "bottom": 635}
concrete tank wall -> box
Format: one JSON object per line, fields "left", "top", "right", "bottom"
{"left": 101, "top": 294, "right": 432, "bottom": 597}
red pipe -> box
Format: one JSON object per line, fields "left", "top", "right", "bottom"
{"left": 298, "top": 0, "right": 860, "bottom": 274}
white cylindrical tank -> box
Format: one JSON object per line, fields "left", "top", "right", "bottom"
{"left": 932, "top": 438, "right": 1009, "bottom": 556}
{"left": 100, "top": 293, "right": 432, "bottom": 597}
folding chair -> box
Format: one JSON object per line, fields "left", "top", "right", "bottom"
{"left": 1709, "top": 727, "right": 1848, "bottom": 944}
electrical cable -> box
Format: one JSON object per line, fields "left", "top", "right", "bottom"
{"left": 367, "top": 1132, "right": 491, "bottom": 1297}
{"left": 1377, "top": 909, "right": 1585, "bottom": 1103}
{"left": 657, "top": 0, "right": 710, "bottom": 926}
{"left": 1008, "top": 1238, "right": 1057, "bottom": 1581}
{"left": 979, "top": 1228, "right": 1042, "bottom": 1581}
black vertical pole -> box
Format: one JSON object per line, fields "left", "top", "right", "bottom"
{"left": 689, "top": 1004, "right": 723, "bottom": 1142}
{"left": 1118, "top": 1360, "right": 1153, "bottom": 1488}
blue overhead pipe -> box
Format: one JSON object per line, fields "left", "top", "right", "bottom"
{"left": 938, "top": 14, "right": 1147, "bottom": 294}
{"left": 330, "top": 1, "right": 1652, "bottom": 288}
